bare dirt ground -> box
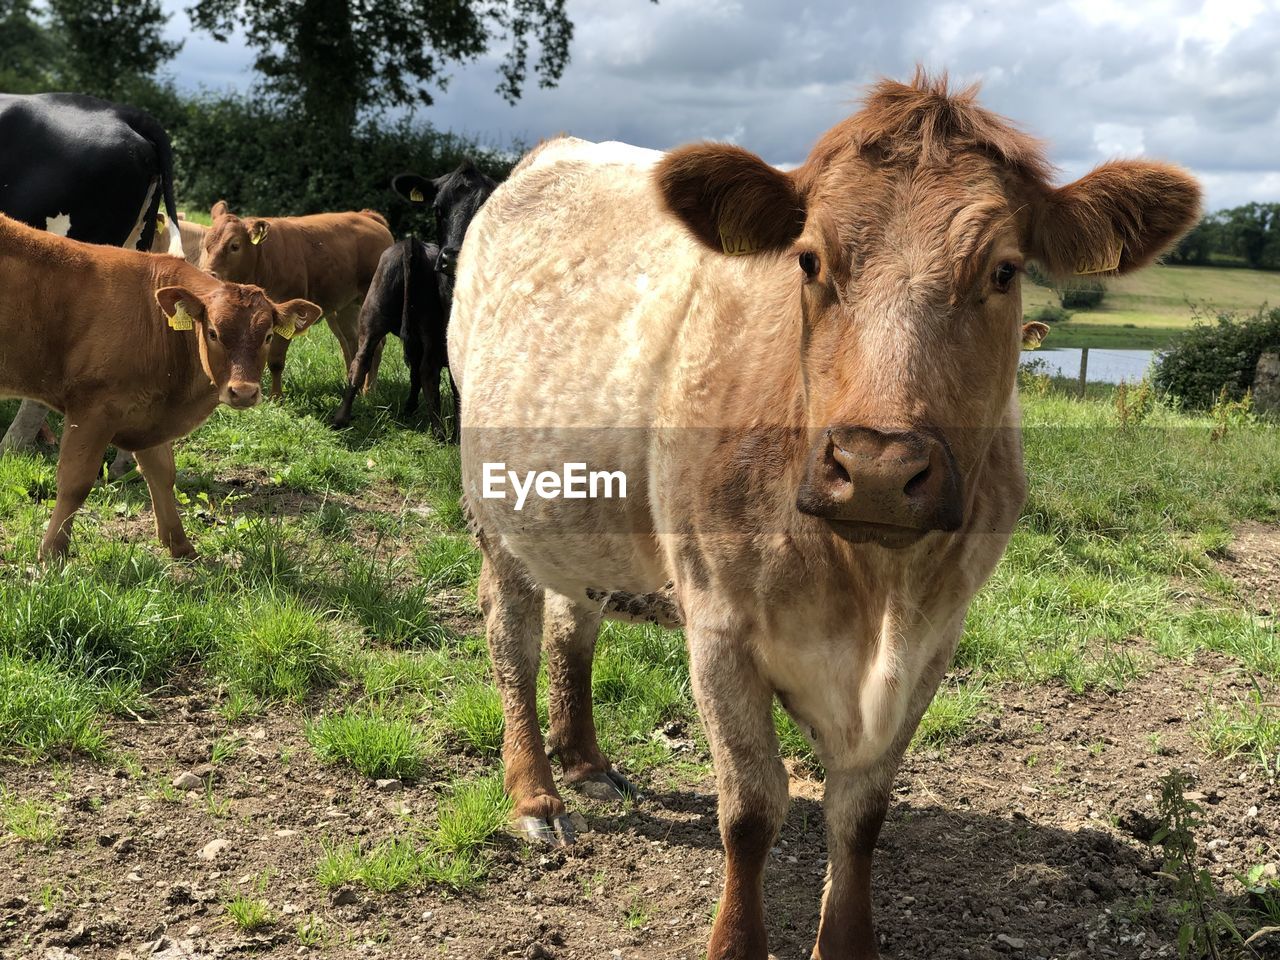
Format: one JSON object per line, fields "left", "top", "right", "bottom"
{"left": 2, "top": 531, "right": 1278, "bottom": 960}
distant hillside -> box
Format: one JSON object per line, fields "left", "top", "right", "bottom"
{"left": 1024, "top": 264, "right": 1280, "bottom": 349}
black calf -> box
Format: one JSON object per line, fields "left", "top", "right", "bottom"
{"left": 332, "top": 238, "right": 457, "bottom": 439}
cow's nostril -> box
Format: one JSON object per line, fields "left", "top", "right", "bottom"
{"left": 903, "top": 465, "right": 931, "bottom": 497}
{"left": 828, "top": 444, "right": 852, "bottom": 486}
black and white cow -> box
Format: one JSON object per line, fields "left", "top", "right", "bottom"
{"left": 330, "top": 161, "right": 497, "bottom": 439}
{"left": 331, "top": 239, "right": 455, "bottom": 438}
{"left": 0, "top": 93, "right": 184, "bottom": 458}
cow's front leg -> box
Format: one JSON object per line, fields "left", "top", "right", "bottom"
{"left": 134, "top": 442, "right": 196, "bottom": 559}
{"left": 812, "top": 766, "right": 896, "bottom": 960}
{"left": 690, "top": 626, "right": 788, "bottom": 960}
{"left": 478, "top": 548, "right": 574, "bottom": 846}
{"left": 543, "top": 591, "right": 638, "bottom": 802}
{"left": 267, "top": 335, "right": 289, "bottom": 400}
{"left": 39, "top": 415, "right": 114, "bottom": 561}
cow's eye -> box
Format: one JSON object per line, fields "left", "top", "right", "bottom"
{"left": 230, "top": 242, "right": 241, "bottom": 253}
{"left": 264, "top": 332, "right": 274, "bottom": 344}
{"left": 993, "top": 262, "right": 1018, "bottom": 292}
{"left": 207, "top": 328, "right": 218, "bottom": 342}
{"left": 799, "top": 251, "right": 820, "bottom": 280}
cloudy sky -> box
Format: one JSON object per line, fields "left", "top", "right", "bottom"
{"left": 161, "top": 0, "right": 1280, "bottom": 211}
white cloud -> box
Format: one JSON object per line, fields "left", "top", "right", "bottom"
{"left": 159, "top": 0, "right": 1280, "bottom": 211}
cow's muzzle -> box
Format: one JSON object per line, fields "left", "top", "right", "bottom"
{"left": 222, "top": 381, "right": 261, "bottom": 409}
{"left": 435, "top": 246, "right": 459, "bottom": 276}
{"left": 795, "top": 426, "right": 963, "bottom": 548}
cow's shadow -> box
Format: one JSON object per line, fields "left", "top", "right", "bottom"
{"left": 581, "top": 781, "right": 1252, "bottom": 960}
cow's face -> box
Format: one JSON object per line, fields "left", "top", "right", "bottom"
{"left": 200, "top": 201, "right": 270, "bottom": 283}
{"left": 155, "top": 283, "right": 322, "bottom": 407}
{"left": 393, "top": 161, "right": 497, "bottom": 275}
{"left": 656, "top": 75, "right": 1200, "bottom": 548}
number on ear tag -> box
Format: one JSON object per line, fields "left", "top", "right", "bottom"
{"left": 168, "top": 302, "right": 195, "bottom": 331}
{"left": 410, "top": 188, "right": 424, "bottom": 202}
{"left": 273, "top": 320, "right": 297, "bottom": 340}
{"left": 718, "top": 225, "right": 759, "bottom": 256}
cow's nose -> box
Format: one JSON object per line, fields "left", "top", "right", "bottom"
{"left": 225, "top": 382, "right": 260, "bottom": 407}
{"left": 436, "top": 247, "right": 458, "bottom": 275}
{"left": 795, "top": 426, "right": 962, "bottom": 547}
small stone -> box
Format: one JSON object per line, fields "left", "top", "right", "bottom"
{"left": 126, "top": 872, "right": 143, "bottom": 883}
{"left": 113, "top": 836, "right": 135, "bottom": 855}
{"left": 524, "top": 945, "right": 552, "bottom": 960}
{"left": 273, "top": 829, "right": 298, "bottom": 838}
{"left": 197, "top": 838, "right": 229, "bottom": 861}
{"left": 374, "top": 779, "right": 402, "bottom": 792}
{"left": 997, "top": 934, "right": 1027, "bottom": 951}
{"left": 171, "top": 772, "right": 204, "bottom": 791}
{"left": 568, "top": 811, "right": 589, "bottom": 834}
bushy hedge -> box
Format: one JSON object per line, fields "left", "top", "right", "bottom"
{"left": 123, "top": 83, "right": 516, "bottom": 237}
{"left": 1153, "top": 307, "right": 1280, "bottom": 408}
{"left": 1057, "top": 278, "right": 1106, "bottom": 309}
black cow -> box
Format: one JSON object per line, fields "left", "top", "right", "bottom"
{"left": 332, "top": 239, "right": 453, "bottom": 437}
{"left": 0, "top": 93, "right": 183, "bottom": 461}
{"left": 331, "top": 160, "right": 497, "bottom": 439}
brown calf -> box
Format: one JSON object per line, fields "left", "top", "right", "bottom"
{"left": 451, "top": 73, "right": 1200, "bottom": 959}
{"left": 0, "top": 213, "right": 321, "bottom": 560}
{"left": 151, "top": 212, "right": 207, "bottom": 265}
{"left": 199, "top": 203, "right": 393, "bottom": 397}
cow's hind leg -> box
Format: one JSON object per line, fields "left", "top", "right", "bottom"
{"left": 39, "top": 415, "right": 115, "bottom": 561}
{"left": 478, "top": 543, "right": 574, "bottom": 846}
{"left": 333, "top": 330, "right": 387, "bottom": 429}
{"left": 543, "top": 591, "right": 638, "bottom": 802}
{"left": 690, "top": 624, "right": 788, "bottom": 960}
{"left": 134, "top": 442, "right": 196, "bottom": 559}
{"left": 1, "top": 400, "right": 52, "bottom": 453}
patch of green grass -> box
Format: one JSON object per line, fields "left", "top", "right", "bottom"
{"left": 416, "top": 535, "right": 480, "bottom": 591}
{"left": 323, "top": 553, "right": 448, "bottom": 647}
{"left": 211, "top": 594, "right": 340, "bottom": 701}
{"left": 225, "top": 894, "right": 275, "bottom": 932}
{"left": 314, "top": 772, "right": 509, "bottom": 894}
{"left": 0, "top": 788, "right": 60, "bottom": 844}
{"left": 913, "top": 683, "right": 988, "bottom": 749}
{"left": 436, "top": 678, "right": 505, "bottom": 757}
{"left": 296, "top": 914, "right": 327, "bottom": 947}
{"left": 0, "top": 652, "right": 109, "bottom": 760}
{"left": 307, "top": 706, "right": 429, "bottom": 781}
{"left": 1198, "top": 690, "right": 1280, "bottom": 776}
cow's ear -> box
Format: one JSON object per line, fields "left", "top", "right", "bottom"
{"left": 654, "top": 143, "right": 806, "bottom": 255}
{"left": 155, "top": 287, "right": 206, "bottom": 332}
{"left": 1021, "top": 321, "right": 1050, "bottom": 349}
{"left": 248, "top": 220, "right": 269, "bottom": 245}
{"left": 273, "top": 298, "right": 324, "bottom": 339}
{"left": 393, "top": 173, "right": 436, "bottom": 205}
{"left": 211, "top": 200, "right": 230, "bottom": 219}
{"left": 1031, "top": 161, "right": 1201, "bottom": 280}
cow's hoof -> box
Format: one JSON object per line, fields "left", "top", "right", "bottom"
{"left": 331, "top": 415, "right": 350, "bottom": 430}
{"left": 169, "top": 544, "right": 198, "bottom": 561}
{"left": 516, "top": 813, "right": 576, "bottom": 847}
{"left": 570, "top": 767, "right": 641, "bottom": 804}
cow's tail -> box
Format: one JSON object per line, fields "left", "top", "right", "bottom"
{"left": 119, "top": 106, "right": 183, "bottom": 256}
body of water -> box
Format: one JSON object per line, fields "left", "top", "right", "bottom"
{"left": 1020, "top": 348, "right": 1154, "bottom": 384}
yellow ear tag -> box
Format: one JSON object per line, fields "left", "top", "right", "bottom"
{"left": 273, "top": 319, "right": 298, "bottom": 340}
{"left": 410, "top": 188, "right": 424, "bottom": 202}
{"left": 1075, "top": 243, "right": 1123, "bottom": 275}
{"left": 168, "top": 302, "right": 194, "bottom": 331}
{"left": 250, "top": 231, "right": 265, "bottom": 246}
{"left": 718, "top": 225, "right": 759, "bottom": 256}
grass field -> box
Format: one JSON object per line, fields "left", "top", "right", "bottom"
{"left": 1, "top": 336, "right": 1279, "bottom": 956}
{"left": 1024, "top": 263, "right": 1280, "bottom": 349}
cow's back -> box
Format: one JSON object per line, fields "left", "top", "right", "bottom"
{"left": 255, "top": 213, "right": 393, "bottom": 308}
{"left": 452, "top": 138, "right": 728, "bottom": 594}
{"left": 0, "top": 94, "right": 155, "bottom": 245}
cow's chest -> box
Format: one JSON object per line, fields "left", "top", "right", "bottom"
{"left": 755, "top": 594, "right": 967, "bottom": 774}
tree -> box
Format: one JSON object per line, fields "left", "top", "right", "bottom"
{"left": 0, "top": 0, "right": 56, "bottom": 90}
{"left": 1219, "top": 202, "right": 1280, "bottom": 270}
{"left": 46, "top": 0, "right": 182, "bottom": 98}
{"left": 187, "top": 0, "right": 584, "bottom": 136}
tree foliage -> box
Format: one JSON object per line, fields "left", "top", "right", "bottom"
{"left": 1154, "top": 307, "right": 1280, "bottom": 408}
{"left": 0, "top": 0, "right": 56, "bottom": 90}
{"left": 186, "top": 0, "right": 577, "bottom": 134}
{"left": 46, "top": 0, "right": 182, "bottom": 98}
{"left": 1169, "top": 203, "right": 1280, "bottom": 270}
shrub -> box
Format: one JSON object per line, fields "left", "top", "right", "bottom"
{"left": 1025, "top": 262, "right": 1053, "bottom": 287}
{"left": 1153, "top": 307, "right": 1280, "bottom": 408}
{"left": 1057, "top": 278, "right": 1106, "bottom": 309}
{"left": 1027, "top": 303, "right": 1072, "bottom": 324}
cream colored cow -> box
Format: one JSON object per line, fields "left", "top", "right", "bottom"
{"left": 451, "top": 73, "right": 1200, "bottom": 960}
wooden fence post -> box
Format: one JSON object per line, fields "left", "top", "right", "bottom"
{"left": 1078, "top": 347, "right": 1090, "bottom": 397}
